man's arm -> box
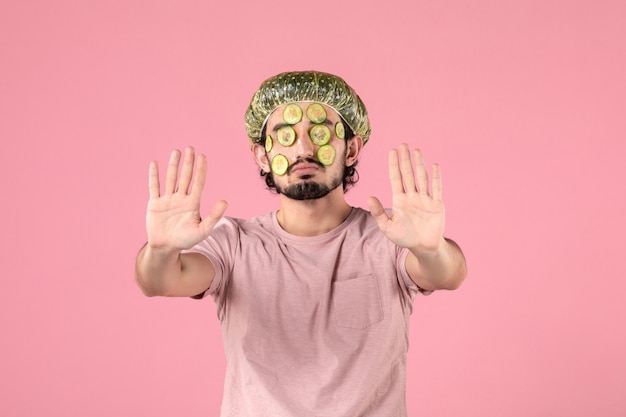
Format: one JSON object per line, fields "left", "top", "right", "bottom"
{"left": 135, "top": 147, "right": 227, "bottom": 297}
{"left": 368, "top": 144, "right": 467, "bottom": 291}
{"left": 405, "top": 237, "right": 466, "bottom": 291}
{"left": 135, "top": 245, "right": 216, "bottom": 297}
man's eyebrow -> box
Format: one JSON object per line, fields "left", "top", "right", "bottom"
{"left": 271, "top": 119, "right": 334, "bottom": 132}
{"left": 271, "top": 123, "right": 291, "bottom": 133}
{"left": 318, "top": 118, "right": 334, "bottom": 127}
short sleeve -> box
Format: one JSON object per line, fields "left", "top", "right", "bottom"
{"left": 182, "top": 217, "right": 241, "bottom": 300}
{"left": 397, "top": 247, "right": 434, "bottom": 298}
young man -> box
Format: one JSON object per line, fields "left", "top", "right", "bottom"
{"left": 135, "top": 71, "right": 466, "bottom": 416}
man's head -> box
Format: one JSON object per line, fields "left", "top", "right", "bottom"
{"left": 245, "top": 71, "right": 371, "bottom": 198}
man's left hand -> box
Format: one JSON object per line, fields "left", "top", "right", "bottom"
{"left": 367, "top": 144, "right": 446, "bottom": 253}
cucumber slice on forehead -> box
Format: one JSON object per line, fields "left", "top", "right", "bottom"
{"left": 334, "top": 121, "right": 345, "bottom": 139}
{"left": 276, "top": 126, "right": 296, "bottom": 147}
{"left": 306, "top": 103, "right": 327, "bottom": 123}
{"left": 282, "top": 104, "right": 303, "bottom": 125}
{"left": 265, "top": 135, "right": 273, "bottom": 152}
{"left": 310, "top": 124, "right": 331, "bottom": 146}
{"left": 271, "top": 154, "right": 289, "bottom": 175}
{"left": 317, "top": 144, "right": 336, "bottom": 166}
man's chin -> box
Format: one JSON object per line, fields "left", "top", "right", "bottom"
{"left": 278, "top": 181, "right": 331, "bottom": 201}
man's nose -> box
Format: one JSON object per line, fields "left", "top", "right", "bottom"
{"left": 294, "top": 132, "right": 315, "bottom": 158}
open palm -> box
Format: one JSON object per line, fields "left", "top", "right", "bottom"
{"left": 146, "top": 147, "right": 227, "bottom": 252}
{"left": 368, "top": 144, "right": 445, "bottom": 252}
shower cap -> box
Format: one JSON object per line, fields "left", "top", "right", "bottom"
{"left": 244, "top": 71, "right": 371, "bottom": 145}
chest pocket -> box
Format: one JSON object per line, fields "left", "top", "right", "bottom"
{"left": 330, "top": 275, "right": 384, "bottom": 329}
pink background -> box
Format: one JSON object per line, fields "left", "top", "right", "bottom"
{"left": 1, "top": 0, "right": 625, "bottom": 416}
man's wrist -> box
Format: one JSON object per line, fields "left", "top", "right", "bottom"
{"left": 142, "top": 242, "right": 182, "bottom": 264}
{"left": 408, "top": 237, "right": 447, "bottom": 260}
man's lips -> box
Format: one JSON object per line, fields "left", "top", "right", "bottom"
{"left": 288, "top": 160, "right": 324, "bottom": 175}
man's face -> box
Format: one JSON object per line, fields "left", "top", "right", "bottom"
{"left": 262, "top": 102, "right": 350, "bottom": 200}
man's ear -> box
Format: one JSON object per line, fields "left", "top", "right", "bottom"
{"left": 252, "top": 143, "right": 271, "bottom": 172}
{"left": 345, "top": 135, "right": 364, "bottom": 167}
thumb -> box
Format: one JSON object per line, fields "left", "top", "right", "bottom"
{"left": 367, "top": 196, "right": 389, "bottom": 229}
{"left": 199, "top": 200, "right": 228, "bottom": 237}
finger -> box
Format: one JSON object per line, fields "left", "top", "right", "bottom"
{"left": 189, "top": 153, "right": 207, "bottom": 202}
{"left": 177, "top": 147, "right": 195, "bottom": 194}
{"left": 367, "top": 196, "right": 390, "bottom": 231}
{"left": 164, "top": 149, "right": 181, "bottom": 194}
{"left": 432, "top": 163, "right": 443, "bottom": 201}
{"left": 148, "top": 161, "right": 160, "bottom": 200}
{"left": 413, "top": 149, "right": 429, "bottom": 194}
{"left": 199, "top": 200, "right": 228, "bottom": 237}
{"left": 399, "top": 144, "right": 417, "bottom": 193}
{"left": 388, "top": 149, "right": 405, "bottom": 195}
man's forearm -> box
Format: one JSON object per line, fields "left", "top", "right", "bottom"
{"left": 408, "top": 238, "right": 467, "bottom": 290}
{"left": 135, "top": 243, "right": 183, "bottom": 297}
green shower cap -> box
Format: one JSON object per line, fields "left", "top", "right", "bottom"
{"left": 245, "top": 71, "right": 371, "bottom": 145}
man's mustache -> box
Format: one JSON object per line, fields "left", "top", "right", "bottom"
{"left": 287, "top": 158, "right": 325, "bottom": 175}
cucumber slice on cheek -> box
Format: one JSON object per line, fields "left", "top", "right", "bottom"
{"left": 271, "top": 154, "right": 289, "bottom": 176}
{"left": 317, "top": 144, "right": 336, "bottom": 166}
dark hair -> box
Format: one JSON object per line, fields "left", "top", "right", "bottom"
{"left": 259, "top": 120, "right": 360, "bottom": 193}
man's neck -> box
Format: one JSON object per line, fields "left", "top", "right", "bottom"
{"left": 276, "top": 188, "right": 353, "bottom": 237}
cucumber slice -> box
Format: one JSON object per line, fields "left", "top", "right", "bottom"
{"left": 282, "top": 104, "right": 302, "bottom": 124}
{"left": 271, "top": 154, "right": 289, "bottom": 176}
{"left": 265, "top": 135, "right": 273, "bottom": 152}
{"left": 309, "top": 124, "right": 331, "bottom": 146}
{"left": 317, "top": 144, "right": 336, "bottom": 166}
{"left": 276, "top": 126, "right": 296, "bottom": 147}
{"left": 334, "top": 121, "right": 345, "bottom": 139}
{"left": 306, "top": 103, "right": 327, "bottom": 123}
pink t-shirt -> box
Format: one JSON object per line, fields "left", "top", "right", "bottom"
{"left": 187, "top": 207, "right": 424, "bottom": 416}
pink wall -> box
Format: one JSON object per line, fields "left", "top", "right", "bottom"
{"left": 1, "top": 0, "right": 625, "bottom": 416}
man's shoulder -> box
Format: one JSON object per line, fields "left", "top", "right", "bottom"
{"left": 214, "top": 212, "right": 276, "bottom": 235}
{"left": 215, "top": 208, "right": 380, "bottom": 241}
{"left": 348, "top": 206, "right": 381, "bottom": 231}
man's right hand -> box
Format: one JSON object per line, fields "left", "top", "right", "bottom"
{"left": 147, "top": 146, "right": 228, "bottom": 253}
{"left": 135, "top": 147, "right": 227, "bottom": 297}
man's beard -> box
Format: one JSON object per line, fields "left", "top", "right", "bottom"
{"left": 276, "top": 179, "right": 341, "bottom": 200}
{"left": 275, "top": 158, "right": 343, "bottom": 200}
